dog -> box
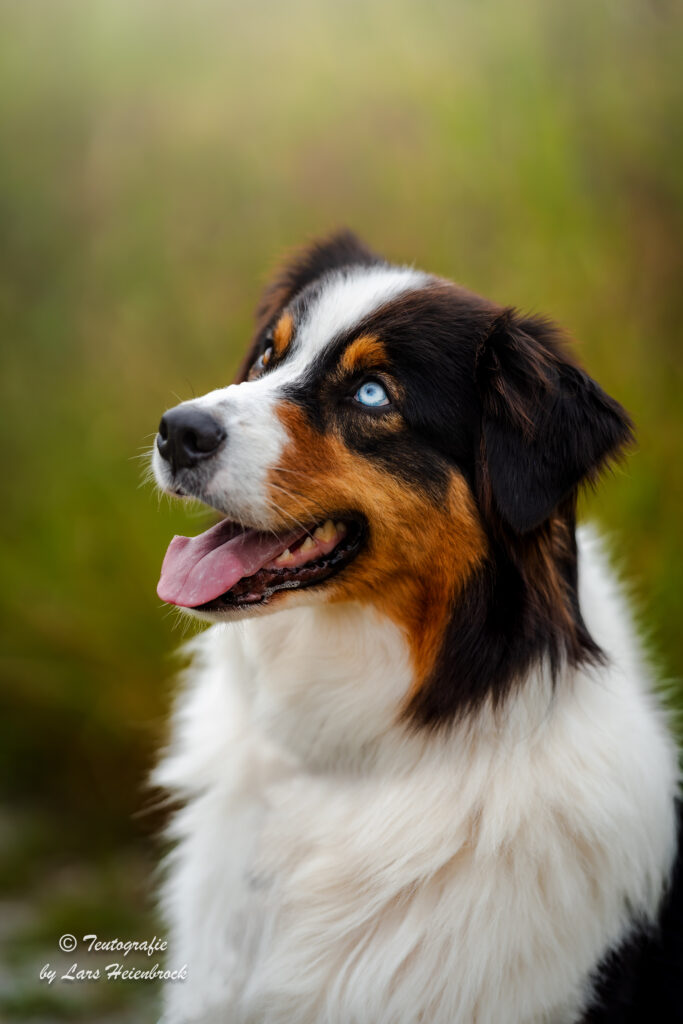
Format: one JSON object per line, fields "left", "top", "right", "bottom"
{"left": 151, "top": 232, "right": 681, "bottom": 1023}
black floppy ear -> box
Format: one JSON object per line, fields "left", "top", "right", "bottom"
{"left": 475, "top": 310, "right": 634, "bottom": 534}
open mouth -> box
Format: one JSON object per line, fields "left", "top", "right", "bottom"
{"left": 157, "top": 514, "right": 365, "bottom": 611}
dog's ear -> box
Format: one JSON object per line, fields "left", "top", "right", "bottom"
{"left": 475, "top": 310, "right": 634, "bottom": 534}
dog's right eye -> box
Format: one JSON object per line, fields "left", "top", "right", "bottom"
{"left": 354, "top": 380, "right": 390, "bottom": 408}
{"left": 248, "top": 345, "right": 273, "bottom": 380}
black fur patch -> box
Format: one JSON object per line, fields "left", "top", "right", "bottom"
{"left": 408, "top": 302, "right": 633, "bottom": 724}
{"left": 407, "top": 502, "right": 606, "bottom": 725}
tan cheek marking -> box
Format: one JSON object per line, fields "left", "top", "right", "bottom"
{"left": 339, "top": 335, "right": 388, "bottom": 374}
{"left": 272, "top": 311, "right": 294, "bottom": 358}
{"left": 270, "top": 403, "right": 488, "bottom": 693}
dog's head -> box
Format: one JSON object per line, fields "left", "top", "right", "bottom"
{"left": 153, "top": 231, "right": 632, "bottom": 722}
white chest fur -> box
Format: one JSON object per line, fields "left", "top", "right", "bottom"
{"left": 155, "top": 530, "right": 678, "bottom": 1024}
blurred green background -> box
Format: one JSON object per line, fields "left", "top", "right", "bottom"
{"left": 1, "top": 0, "right": 681, "bottom": 1018}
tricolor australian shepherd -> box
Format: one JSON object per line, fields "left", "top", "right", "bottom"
{"left": 152, "top": 232, "right": 681, "bottom": 1023}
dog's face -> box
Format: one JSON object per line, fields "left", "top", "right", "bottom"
{"left": 153, "top": 232, "right": 632, "bottom": 722}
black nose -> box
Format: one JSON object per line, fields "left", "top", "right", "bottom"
{"left": 156, "top": 407, "right": 226, "bottom": 472}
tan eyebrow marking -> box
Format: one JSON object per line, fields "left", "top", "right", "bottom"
{"left": 272, "top": 311, "right": 294, "bottom": 357}
{"left": 340, "top": 335, "right": 388, "bottom": 375}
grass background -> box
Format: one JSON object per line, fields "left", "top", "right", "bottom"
{"left": 1, "top": 0, "right": 681, "bottom": 1018}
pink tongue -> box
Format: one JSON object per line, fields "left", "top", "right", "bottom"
{"left": 157, "top": 519, "right": 301, "bottom": 608}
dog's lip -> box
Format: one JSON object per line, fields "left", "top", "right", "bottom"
{"left": 157, "top": 514, "right": 363, "bottom": 609}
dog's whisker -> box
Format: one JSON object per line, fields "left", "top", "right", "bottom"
{"left": 271, "top": 466, "right": 310, "bottom": 478}
{"left": 262, "top": 496, "right": 315, "bottom": 539}
{"left": 268, "top": 480, "right": 311, "bottom": 503}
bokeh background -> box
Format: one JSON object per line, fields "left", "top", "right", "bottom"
{"left": 1, "top": 0, "right": 681, "bottom": 1019}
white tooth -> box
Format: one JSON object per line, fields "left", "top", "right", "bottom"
{"left": 301, "top": 536, "right": 316, "bottom": 555}
{"left": 335, "top": 521, "right": 347, "bottom": 536}
{"left": 315, "top": 519, "right": 336, "bottom": 543}
{"left": 275, "top": 548, "right": 293, "bottom": 565}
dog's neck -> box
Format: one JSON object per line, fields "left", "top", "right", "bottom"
{"left": 235, "top": 601, "right": 410, "bottom": 772}
{"left": 234, "top": 599, "right": 558, "bottom": 775}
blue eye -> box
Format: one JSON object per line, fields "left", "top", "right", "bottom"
{"left": 354, "top": 381, "right": 390, "bottom": 408}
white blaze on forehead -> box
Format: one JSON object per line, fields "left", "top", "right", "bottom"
{"left": 280, "top": 265, "right": 429, "bottom": 380}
